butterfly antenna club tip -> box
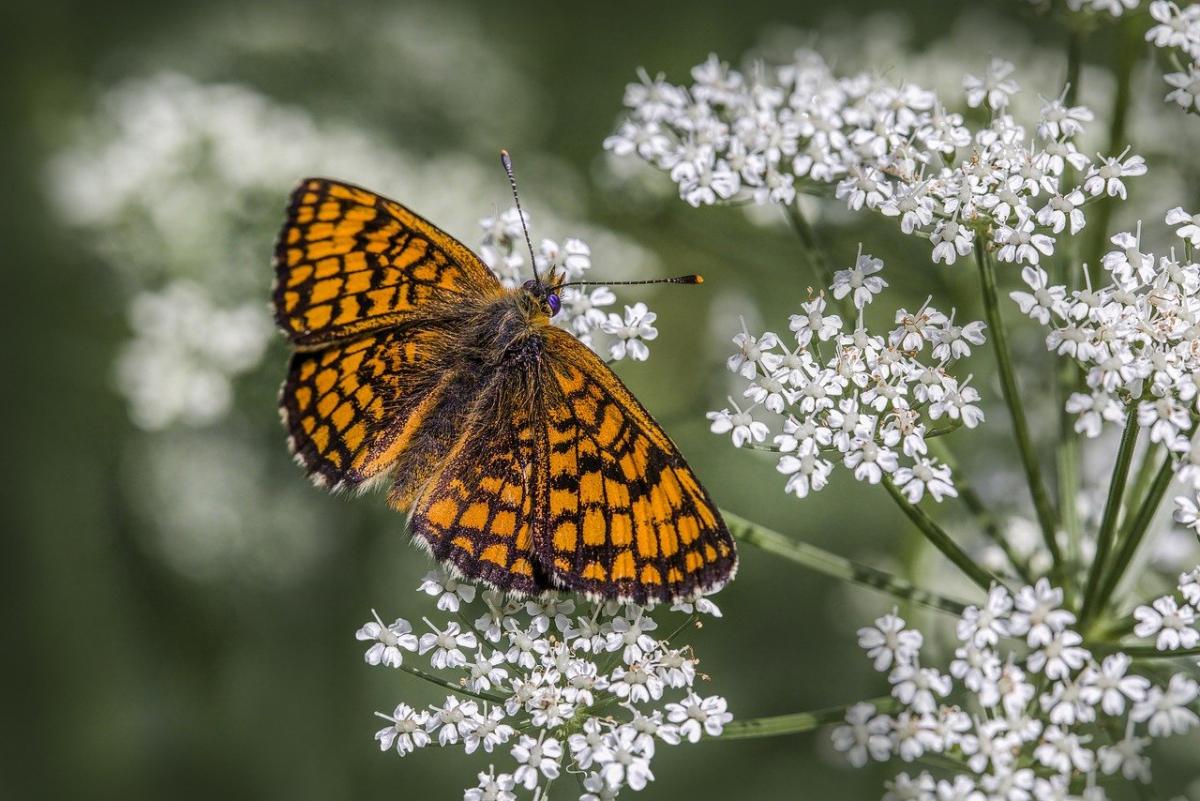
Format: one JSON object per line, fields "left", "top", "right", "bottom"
{"left": 499, "top": 149, "right": 541, "bottom": 280}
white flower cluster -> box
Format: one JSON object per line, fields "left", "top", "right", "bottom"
{"left": 115, "top": 281, "right": 272, "bottom": 430}
{"left": 358, "top": 570, "right": 730, "bottom": 800}
{"left": 707, "top": 253, "right": 984, "bottom": 503}
{"left": 1134, "top": 566, "right": 1200, "bottom": 651}
{"left": 833, "top": 582, "right": 1200, "bottom": 800}
{"left": 479, "top": 208, "right": 658, "bottom": 362}
{"left": 606, "top": 52, "right": 1144, "bottom": 268}
{"left": 1013, "top": 209, "right": 1200, "bottom": 530}
{"left": 1147, "top": 1, "right": 1200, "bottom": 114}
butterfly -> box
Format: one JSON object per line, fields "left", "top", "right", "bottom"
{"left": 273, "top": 169, "right": 736, "bottom": 603}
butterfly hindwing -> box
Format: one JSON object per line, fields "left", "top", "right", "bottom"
{"left": 538, "top": 328, "right": 737, "bottom": 603}
{"left": 281, "top": 326, "right": 456, "bottom": 490}
{"left": 404, "top": 375, "right": 546, "bottom": 594}
{"left": 273, "top": 178, "right": 502, "bottom": 346}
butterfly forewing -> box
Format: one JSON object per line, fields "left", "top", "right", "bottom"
{"left": 273, "top": 178, "right": 501, "bottom": 347}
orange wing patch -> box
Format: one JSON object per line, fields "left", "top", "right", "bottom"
{"left": 404, "top": 396, "right": 546, "bottom": 595}
{"left": 273, "top": 178, "right": 501, "bottom": 346}
{"left": 537, "top": 328, "right": 737, "bottom": 603}
{"left": 281, "top": 326, "right": 452, "bottom": 490}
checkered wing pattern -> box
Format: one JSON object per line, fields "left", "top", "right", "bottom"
{"left": 537, "top": 328, "right": 736, "bottom": 602}
{"left": 281, "top": 326, "right": 453, "bottom": 489}
{"left": 404, "top": 379, "right": 545, "bottom": 595}
{"left": 273, "top": 178, "right": 501, "bottom": 347}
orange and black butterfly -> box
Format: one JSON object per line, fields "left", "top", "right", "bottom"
{"left": 273, "top": 165, "right": 736, "bottom": 603}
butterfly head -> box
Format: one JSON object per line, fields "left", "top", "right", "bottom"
{"left": 521, "top": 278, "right": 562, "bottom": 317}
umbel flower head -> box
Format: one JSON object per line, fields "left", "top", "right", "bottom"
{"left": 833, "top": 578, "right": 1200, "bottom": 800}
{"left": 358, "top": 570, "right": 730, "bottom": 800}
{"left": 606, "top": 51, "right": 1147, "bottom": 269}
{"left": 708, "top": 251, "right": 984, "bottom": 503}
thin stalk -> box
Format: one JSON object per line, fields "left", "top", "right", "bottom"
{"left": 400, "top": 663, "right": 505, "bottom": 704}
{"left": 975, "top": 241, "right": 1062, "bottom": 565}
{"left": 783, "top": 201, "right": 836, "bottom": 293}
{"left": 720, "top": 509, "right": 972, "bottom": 615}
{"left": 1056, "top": 27, "right": 1085, "bottom": 576}
{"left": 1081, "top": 408, "right": 1141, "bottom": 625}
{"left": 929, "top": 440, "right": 1033, "bottom": 583}
{"left": 1107, "top": 644, "right": 1200, "bottom": 660}
{"left": 1064, "top": 29, "right": 1082, "bottom": 106}
{"left": 718, "top": 697, "right": 899, "bottom": 740}
{"left": 1083, "top": 15, "right": 1139, "bottom": 272}
{"left": 881, "top": 478, "right": 1000, "bottom": 592}
{"left": 1092, "top": 451, "right": 1176, "bottom": 616}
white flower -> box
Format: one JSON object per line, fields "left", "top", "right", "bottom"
{"left": 1083, "top": 150, "right": 1146, "bottom": 200}
{"left": 831, "top": 251, "right": 888, "bottom": 310}
{"left": 964, "top": 58, "right": 1019, "bottom": 110}
{"left": 426, "top": 696, "right": 480, "bottom": 747}
{"left": 374, "top": 703, "right": 431, "bottom": 755}
{"left": 1166, "top": 206, "right": 1200, "bottom": 246}
{"left": 957, "top": 586, "right": 1013, "bottom": 648}
{"left": 844, "top": 436, "right": 899, "bottom": 484}
{"left": 1097, "top": 725, "right": 1151, "bottom": 782}
{"left": 602, "top": 302, "right": 658, "bottom": 361}
{"left": 419, "top": 620, "right": 478, "bottom": 670}
{"left": 1033, "top": 725, "right": 1094, "bottom": 774}
{"left": 464, "top": 769, "right": 517, "bottom": 801}
{"left": 599, "top": 726, "right": 655, "bottom": 791}
{"left": 707, "top": 400, "right": 770, "bottom": 447}
{"left": 789, "top": 296, "right": 842, "bottom": 346}
{"left": 357, "top": 612, "right": 419, "bottom": 668}
{"left": 665, "top": 693, "right": 733, "bottom": 742}
{"left": 510, "top": 734, "right": 562, "bottom": 789}
{"left": 419, "top": 570, "right": 476, "bottom": 612}
{"left": 1026, "top": 629, "right": 1089, "bottom": 680}
{"left": 858, "top": 610, "right": 924, "bottom": 672}
{"left": 831, "top": 703, "right": 892, "bottom": 767}
{"left": 1010, "top": 266, "right": 1066, "bottom": 324}
{"left": 1133, "top": 596, "right": 1200, "bottom": 651}
{"left": 1009, "top": 579, "right": 1075, "bottom": 648}
{"left": 888, "top": 664, "right": 951, "bottom": 714}
{"left": 1131, "top": 674, "right": 1200, "bottom": 736}
{"left": 465, "top": 706, "right": 515, "bottom": 755}
{"left": 605, "top": 607, "right": 659, "bottom": 663}
{"left": 1078, "top": 653, "right": 1150, "bottom": 716}
{"left": 1164, "top": 64, "right": 1200, "bottom": 113}
{"left": 777, "top": 449, "right": 834, "bottom": 497}
{"left": 892, "top": 458, "right": 957, "bottom": 503}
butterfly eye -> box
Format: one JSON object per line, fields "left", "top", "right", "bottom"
{"left": 547, "top": 293, "right": 561, "bottom": 316}
{"left": 522, "top": 279, "right": 539, "bottom": 293}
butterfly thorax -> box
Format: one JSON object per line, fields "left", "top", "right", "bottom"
{"left": 429, "top": 285, "right": 549, "bottom": 369}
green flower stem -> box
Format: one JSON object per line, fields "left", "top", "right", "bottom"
{"left": 1122, "top": 442, "right": 1162, "bottom": 531}
{"left": 1081, "top": 408, "right": 1140, "bottom": 625}
{"left": 1116, "top": 645, "right": 1200, "bottom": 660}
{"left": 720, "top": 509, "right": 971, "bottom": 615}
{"left": 400, "top": 663, "right": 505, "bottom": 704}
{"left": 928, "top": 440, "right": 1034, "bottom": 584}
{"left": 1092, "top": 451, "right": 1176, "bottom": 619}
{"left": 1083, "top": 14, "right": 1139, "bottom": 273}
{"left": 718, "top": 697, "right": 898, "bottom": 740}
{"left": 975, "top": 241, "right": 1062, "bottom": 567}
{"left": 784, "top": 201, "right": 836, "bottom": 293}
{"left": 881, "top": 478, "right": 999, "bottom": 592}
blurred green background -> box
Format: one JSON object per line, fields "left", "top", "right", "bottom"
{"left": 6, "top": 1, "right": 1200, "bottom": 799}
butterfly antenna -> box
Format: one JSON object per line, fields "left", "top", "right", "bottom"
{"left": 500, "top": 150, "right": 542, "bottom": 281}
{"left": 558, "top": 274, "right": 705, "bottom": 289}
